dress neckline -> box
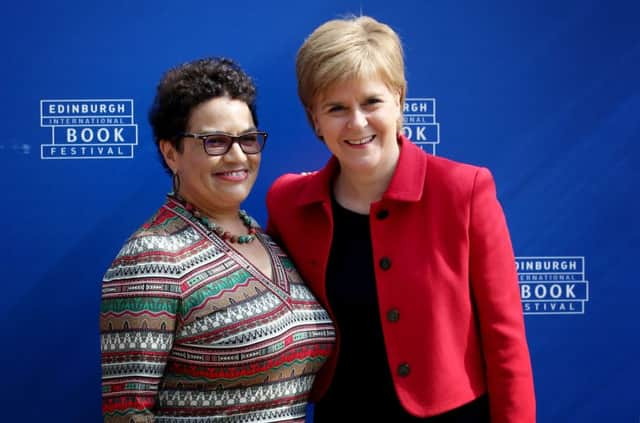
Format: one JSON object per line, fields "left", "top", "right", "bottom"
{"left": 163, "top": 196, "right": 293, "bottom": 306}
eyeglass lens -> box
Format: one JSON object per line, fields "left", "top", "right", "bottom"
{"left": 203, "top": 133, "right": 265, "bottom": 155}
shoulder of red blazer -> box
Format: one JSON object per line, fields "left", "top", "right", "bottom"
{"left": 417, "top": 152, "right": 490, "bottom": 206}
{"left": 266, "top": 172, "right": 306, "bottom": 208}
{"left": 266, "top": 157, "right": 339, "bottom": 210}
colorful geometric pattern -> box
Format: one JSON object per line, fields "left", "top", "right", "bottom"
{"left": 101, "top": 197, "right": 335, "bottom": 422}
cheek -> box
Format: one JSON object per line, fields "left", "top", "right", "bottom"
{"left": 249, "top": 154, "right": 261, "bottom": 169}
{"left": 374, "top": 109, "right": 398, "bottom": 130}
{"left": 188, "top": 156, "right": 218, "bottom": 177}
{"left": 318, "top": 116, "right": 342, "bottom": 134}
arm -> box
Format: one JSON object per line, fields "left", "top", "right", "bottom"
{"left": 265, "top": 214, "right": 281, "bottom": 244}
{"left": 468, "top": 168, "right": 536, "bottom": 423}
{"left": 100, "top": 248, "right": 178, "bottom": 422}
{"left": 265, "top": 183, "right": 283, "bottom": 243}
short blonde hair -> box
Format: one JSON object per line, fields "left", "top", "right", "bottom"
{"left": 296, "top": 15, "right": 407, "bottom": 132}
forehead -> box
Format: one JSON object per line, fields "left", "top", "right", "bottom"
{"left": 188, "top": 97, "right": 254, "bottom": 131}
{"left": 317, "top": 76, "right": 395, "bottom": 103}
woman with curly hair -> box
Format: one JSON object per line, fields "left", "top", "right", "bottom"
{"left": 100, "top": 57, "right": 335, "bottom": 423}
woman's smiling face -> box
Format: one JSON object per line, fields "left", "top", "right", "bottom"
{"left": 310, "top": 76, "right": 402, "bottom": 177}
{"left": 161, "top": 96, "right": 261, "bottom": 215}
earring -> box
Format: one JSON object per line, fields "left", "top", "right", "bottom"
{"left": 172, "top": 172, "right": 181, "bottom": 195}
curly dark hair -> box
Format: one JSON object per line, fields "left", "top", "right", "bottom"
{"left": 148, "top": 57, "right": 258, "bottom": 174}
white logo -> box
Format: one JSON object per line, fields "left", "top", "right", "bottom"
{"left": 402, "top": 98, "right": 440, "bottom": 155}
{"left": 516, "top": 256, "right": 589, "bottom": 315}
{"left": 40, "top": 99, "right": 138, "bottom": 159}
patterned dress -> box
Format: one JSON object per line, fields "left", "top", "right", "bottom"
{"left": 100, "top": 197, "right": 336, "bottom": 422}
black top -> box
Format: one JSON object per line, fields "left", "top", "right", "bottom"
{"left": 313, "top": 197, "right": 489, "bottom": 422}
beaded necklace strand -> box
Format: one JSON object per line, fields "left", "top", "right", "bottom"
{"left": 171, "top": 194, "right": 257, "bottom": 244}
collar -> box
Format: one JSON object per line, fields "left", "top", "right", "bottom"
{"left": 296, "top": 134, "right": 428, "bottom": 205}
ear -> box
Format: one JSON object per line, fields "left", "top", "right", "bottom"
{"left": 159, "top": 139, "right": 180, "bottom": 174}
{"left": 394, "top": 90, "right": 404, "bottom": 134}
{"left": 394, "top": 89, "right": 402, "bottom": 108}
{"left": 307, "top": 107, "right": 322, "bottom": 137}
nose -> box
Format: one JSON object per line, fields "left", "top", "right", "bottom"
{"left": 222, "top": 141, "right": 246, "bottom": 161}
{"left": 347, "top": 108, "right": 368, "bottom": 129}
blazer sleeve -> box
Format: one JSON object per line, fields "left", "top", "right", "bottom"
{"left": 265, "top": 207, "right": 281, "bottom": 245}
{"left": 265, "top": 177, "right": 286, "bottom": 244}
{"left": 100, "top": 243, "right": 179, "bottom": 422}
{"left": 468, "top": 167, "right": 536, "bottom": 423}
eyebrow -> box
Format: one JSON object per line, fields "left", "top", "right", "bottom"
{"left": 321, "top": 101, "right": 344, "bottom": 109}
{"left": 190, "top": 127, "right": 258, "bottom": 135}
{"left": 320, "top": 92, "right": 385, "bottom": 108}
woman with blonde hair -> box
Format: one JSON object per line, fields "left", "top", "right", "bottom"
{"left": 267, "top": 16, "right": 535, "bottom": 422}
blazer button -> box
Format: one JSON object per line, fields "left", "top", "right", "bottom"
{"left": 379, "top": 257, "right": 391, "bottom": 270}
{"left": 387, "top": 309, "right": 400, "bottom": 322}
{"left": 376, "top": 209, "right": 389, "bottom": 220}
{"left": 397, "top": 363, "right": 411, "bottom": 377}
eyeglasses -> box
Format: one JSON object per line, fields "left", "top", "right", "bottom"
{"left": 180, "top": 131, "right": 267, "bottom": 156}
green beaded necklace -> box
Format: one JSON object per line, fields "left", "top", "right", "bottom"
{"left": 197, "top": 209, "right": 257, "bottom": 244}
{"left": 172, "top": 194, "right": 257, "bottom": 244}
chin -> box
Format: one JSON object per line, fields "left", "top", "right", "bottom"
{"left": 344, "top": 159, "right": 380, "bottom": 173}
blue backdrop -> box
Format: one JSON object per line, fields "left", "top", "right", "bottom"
{"left": 1, "top": 0, "right": 638, "bottom": 421}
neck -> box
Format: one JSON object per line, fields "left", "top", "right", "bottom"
{"left": 170, "top": 193, "right": 256, "bottom": 244}
{"left": 333, "top": 161, "right": 397, "bottom": 214}
{"left": 174, "top": 192, "right": 239, "bottom": 221}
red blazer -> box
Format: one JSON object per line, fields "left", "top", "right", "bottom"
{"left": 266, "top": 136, "right": 535, "bottom": 422}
